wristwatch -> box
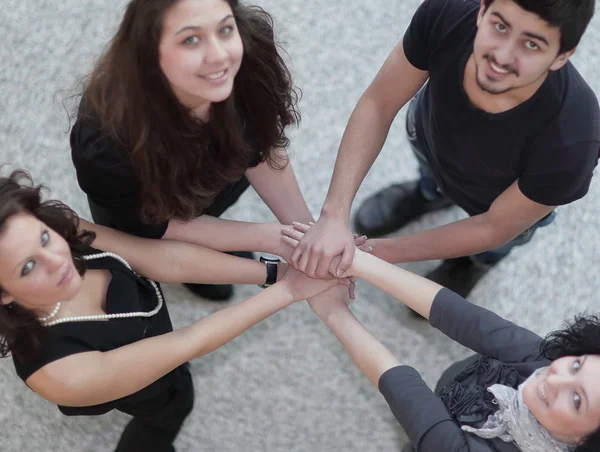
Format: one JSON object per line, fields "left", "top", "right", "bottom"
{"left": 259, "top": 256, "right": 280, "bottom": 288}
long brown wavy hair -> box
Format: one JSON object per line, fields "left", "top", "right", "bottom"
{"left": 0, "top": 170, "right": 95, "bottom": 362}
{"left": 79, "top": 0, "right": 300, "bottom": 223}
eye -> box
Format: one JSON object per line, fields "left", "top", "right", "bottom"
{"left": 41, "top": 230, "right": 50, "bottom": 246}
{"left": 21, "top": 260, "right": 35, "bottom": 276}
{"left": 573, "top": 393, "right": 581, "bottom": 411}
{"left": 525, "top": 41, "right": 539, "bottom": 51}
{"left": 220, "top": 25, "right": 234, "bottom": 35}
{"left": 494, "top": 23, "right": 507, "bottom": 33}
{"left": 183, "top": 36, "right": 200, "bottom": 45}
{"left": 572, "top": 359, "right": 582, "bottom": 373}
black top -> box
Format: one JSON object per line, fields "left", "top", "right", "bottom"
{"left": 12, "top": 248, "right": 184, "bottom": 418}
{"left": 403, "top": 0, "right": 600, "bottom": 215}
{"left": 70, "top": 114, "right": 262, "bottom": 238}
{"left": 378, "top": 288, "right": 550, "bottom": 452}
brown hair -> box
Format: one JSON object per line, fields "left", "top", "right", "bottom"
{"left": 0, "top": 170, "right": 95, "bottom": 362}
{"left": 80, "top": 0, "right": 300, "bottom": 223}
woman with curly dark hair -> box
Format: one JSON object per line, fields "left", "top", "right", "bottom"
{"left": 283, "top": 223, "right": 600, "bottom": 452}
{"left": 71, "top": 0, "right": 314, "bottom": 301}
{"left": 0, "top": 171, "right": 339, "bottom": 452}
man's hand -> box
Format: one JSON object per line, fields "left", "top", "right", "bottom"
{"left": 289, "top": 214, "right": 356, "bottom": 279}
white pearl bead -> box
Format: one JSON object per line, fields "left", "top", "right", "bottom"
{"left": 42, "top": 252, "right": 163, "bottom": 327}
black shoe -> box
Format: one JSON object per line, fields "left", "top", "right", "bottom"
{"left": 183, "top": 251, "right": 255, "bottom": 301}
{"left": 354, "top": 181, "right": 452, "bottom": 237}
{"left": 425, "top": 257, "right": 493, "bottom": 299}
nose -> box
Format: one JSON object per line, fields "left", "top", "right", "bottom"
{"left": 494, "top": 41, "right": 516, "bottom": 67}
{"left": 204, "top": 37, "right": 228, "bottom": 64}
{"left": 42, "top": 251, "right": 63, "bottom": 273}
{"left": 545, "top": 371, "right": 572, "bottom": 392}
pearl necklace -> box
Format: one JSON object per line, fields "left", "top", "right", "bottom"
{"left": 38, "top": 302, "right": 62, "bottom": 323}
{"left": 41, "top": 252, "right": 163, "bottom": 327}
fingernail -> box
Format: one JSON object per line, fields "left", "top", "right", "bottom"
{"left": 361, "top": 235, "right": 367, "bottom": 240}
{"left": 367, "top": 246, "right": 373, "bottom": 252}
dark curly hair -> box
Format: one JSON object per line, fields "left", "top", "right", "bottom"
{"left": 78, "top": 0, "right": 300, "bottom": 223}
{"left": 540, "top": 314, "right": 600, "bottom": 451}
{"left": 0, "top": 170, "right": 95, "bottom": 362}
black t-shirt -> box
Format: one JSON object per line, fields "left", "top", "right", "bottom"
{"left": 70, "top": 112, "right": 262, "bottom": 238}
{"left": 403, "top": 0, "right": 600, "bottom": 215}
{"left": 12, "top": 248, "right": 185, "bottom": 418}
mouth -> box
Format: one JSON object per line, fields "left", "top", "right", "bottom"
{"left": 199, "top": 69, "right": 229, "bottom": 83}
{"left": 58, "top": 265, "right": 73, "bottom": 286}
{"left": 483, "top": 56, "right": 515, "bottom": 78}
{"left": 538, "top": 380, "right": 549, "bottom": 407}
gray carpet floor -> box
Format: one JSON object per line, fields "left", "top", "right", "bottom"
{"left": 1, "top": 0, "right": 599, "bottom": 451}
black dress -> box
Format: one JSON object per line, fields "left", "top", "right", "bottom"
{"left": 12, "top": 249, "right": 194, "bottom": 452}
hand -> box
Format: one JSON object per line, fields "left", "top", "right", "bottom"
{"left": 280, "top": 266, "right": 340, "bottom": 302}
{"left": 307, "top": 285, "right": 351, "bottom": 321}
{"left": 283, "top": 223, "right": 368, "bottom": 279}
{"left": 289, "top": 214, "right": 356, "bottom": 279}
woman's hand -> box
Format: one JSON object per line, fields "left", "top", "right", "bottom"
{"left": 282, "top": 222, "right": 370, "bottom": 279}
{"left": 280, "top": 266, "right": 341, "bottom": 302}
{"left": 306, "top": 285, "right": 351, "bottom": 321}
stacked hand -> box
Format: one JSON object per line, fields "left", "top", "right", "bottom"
{"left": 279, "top": 221, "right": 371, "bottom": 316}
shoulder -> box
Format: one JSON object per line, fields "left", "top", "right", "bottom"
{"left": 70, "top": 115, "right": 132, "bottom": 175}
{"left": 412, "top": 0, "right": 480, "bottom": 28}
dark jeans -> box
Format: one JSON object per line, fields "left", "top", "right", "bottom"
{"left": 114, "top": 366, "right": 195, "bottom": 452}
{"left": 405, "top": 95, "right": 555, "bottom": 266}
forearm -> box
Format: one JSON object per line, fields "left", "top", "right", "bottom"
{"left": 322, "top": 95, "right": 396, "bottom": 219}
{"left": 246, "top": 155, "right": 314, "bottom": 224}
{"left": 370, "top": 214, "right": 518, "bottom": 263}
{"left": 323, "top": 307, "right": 401, "bottom": 387}
{"left": 350, "top": 251, "right": 442, "bottom": 319}
{"left": 47, "top": 284, "right": 294, "bottom": 407}
{"left": 165, "top": 216, "right": 285, "bottom": 256}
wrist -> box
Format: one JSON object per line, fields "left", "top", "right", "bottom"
{"left": 320, "top": 202, "right": 350, "bottom": 221}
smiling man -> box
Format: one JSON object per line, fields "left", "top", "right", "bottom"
{"left": 292, "top": 0, "right": 599, "bottom": 302}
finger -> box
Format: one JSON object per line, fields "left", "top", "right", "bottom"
{"left": 315, "top": 255, "right": 333, "bottom": 279}
{"left": 290, "top": 243, "right": 304, "bottom": 267}
{"left": 354, "top": 235, "right": 367, "bottom": 247}
{"left": 348, "top": 282, "right": 355, "bottom": 300}
{"left": 336, "top": 244, "right": 354, "bottom": 277}
{"left": 292, "top": 221, "right": 311, "bottom": 233}
{"left": 281, "top": 235, "right": 299, "bottom": 247}
{"left": 305, "top": 253, "right": 320, "bottom": 278}
{"left": 282, "top": 227, "right": 305, "bottom": 241}
{"left": 297, "top": 247, "right": 311, "bottom": 273}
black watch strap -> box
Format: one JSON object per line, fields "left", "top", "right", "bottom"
{"left": 259, "top": 256, "right": 280, "bottom": 288}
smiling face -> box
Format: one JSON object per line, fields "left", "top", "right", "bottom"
{"left": 472, "top": 0, "right": 573, "bottom": 95}
{"left": 523, "top": 355, "right": 600, "bottom": 444}
{"left": 158, "top": 0, "right": 244, "bottom": 117}
{"left": 0, "top": 213, "right": 82, "bottom": 316}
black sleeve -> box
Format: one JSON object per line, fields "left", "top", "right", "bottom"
{"left": 378, "top": 366, "right": 496, "bottom": 452}
{"left": 70, "top": 120, "right": 168, "bottom": 238}
{"left": 429, "top": 289, "right": 543, "bottom": 363}
{"left": 402, "top": 0, "right": 477, "bottom": 71}
{"left": 518, "top": 140, "right": 599, "bottom": 206}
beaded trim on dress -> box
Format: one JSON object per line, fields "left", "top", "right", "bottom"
{"left": 41, "top": 252, "right": 163, "bottom": 327}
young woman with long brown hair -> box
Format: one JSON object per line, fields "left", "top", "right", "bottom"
{"left": 0, "top": 170, "right": 339, "bottom": 452}
{"left": 71, "top": 0, "right": 316, "bottom": 300}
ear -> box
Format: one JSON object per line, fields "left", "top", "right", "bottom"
{"left": 549, "top": 48, "right": 576, "bottom": 72}
{"left": 477, "top": 0, "right": 487, "bottom": 26}
{"left": 1, "top": 292, "right": 15, "bottom": 305}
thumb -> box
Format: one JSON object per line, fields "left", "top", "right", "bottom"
{"left": 336, "top": 244, "right": 354, "bottom": 277}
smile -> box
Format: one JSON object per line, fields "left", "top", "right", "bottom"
{"left": 58, "top": 265, "right": 73, "bottom": 286}
{"left": 199, "top": 69, "right": 228, "bottom": 83}
{"left": 489, "top": 60, "right": 510, "bottom": 75}
{"left": 538, "top": 381, "right": 549, "bottom": 407}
